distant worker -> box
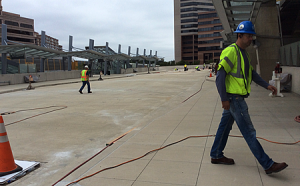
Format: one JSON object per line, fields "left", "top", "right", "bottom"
{"left": 174, "top": 68, "right": 178, "bottom": 71}
{"left": 214, "top": 61, "right": 219, "bottom": 75}
{"left": 79, "top": 65, "right": 92, "bottom": 94}
{"left": 184, "top": 64, "right": 188, "bottom": 71}
{"left": 203, "top": 63, "right": 205, "bottom": 70}
{"left": 210, "top": 21, "right": 287, "bottom": 174}
{"left": 195, "top": 66, "right": 200, "bottom": 71}
{"left": 98, "top": 70, "right": 103, "bottom": 81}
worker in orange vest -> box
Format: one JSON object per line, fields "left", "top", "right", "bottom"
{"left": 79, "top": 65, "right": 92, "bottom": 94}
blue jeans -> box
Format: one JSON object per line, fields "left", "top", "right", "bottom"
{"left": 79, "top": 81, "right": 91, "bottom": 92}
{"left": 210, "top": 95, "right": 274, "bottom": 170}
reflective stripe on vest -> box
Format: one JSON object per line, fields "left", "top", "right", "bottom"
{"left": 227, "top": 45, "right": 244, "bottom": 79}
{"left": 81, "top": 70, "right": 87, "bottom": 81}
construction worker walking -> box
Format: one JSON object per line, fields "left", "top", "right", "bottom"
{"left": 210, "top": 21, "right": 288, "bottom": 174}
{"left": 79, "top": 65, "right": 92, "bottom": 94}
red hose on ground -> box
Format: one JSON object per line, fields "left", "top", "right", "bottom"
{"left": 65, "top": 135, "right": 300, "bottom": 186}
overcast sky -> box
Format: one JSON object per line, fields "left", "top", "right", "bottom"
{"left": 3, "top": 0, "right": 175, "bottom": 61}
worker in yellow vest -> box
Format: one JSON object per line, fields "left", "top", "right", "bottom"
{"left": 210, "top": 21, "right": 287, "bottom": 174}
{"left": 79, "top": 65, "right": 92, "bottom": 94}
{"left": 184, "top": 64, "right": 188, "bottom": 71}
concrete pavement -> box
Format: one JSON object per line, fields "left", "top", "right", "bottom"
{"left": 0, "top": 67, "right": 299, "bottom": 186}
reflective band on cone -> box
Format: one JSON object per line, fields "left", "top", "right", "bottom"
{"left": 0, "top": 116, "right": 22, "bottom": 177}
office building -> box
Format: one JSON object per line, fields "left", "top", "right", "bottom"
{"left": 35, "top": 32, "right": 62, "bottom": 51}
{"left": 174, "top": 0, "right": 224, "bottom": 64}
{"left": 0, "top": 0, "right": 35, "bottom": 45}
{"left": 0, "top": 0, "right": 62, "bottom": 51}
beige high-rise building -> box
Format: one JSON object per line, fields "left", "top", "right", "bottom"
{"left": 174, "top": 0, "right": 224, "bottom": 64}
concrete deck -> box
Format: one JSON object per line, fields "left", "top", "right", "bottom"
{"left": 0, "top": 68, "right": 299, "bottom": 186}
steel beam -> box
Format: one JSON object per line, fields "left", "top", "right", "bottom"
{"left": 1, "top": 24, "right": 7, "bottom": 74}
{"left": 105, "top": 42, "right": 108, "bottom": 75}
{"left": 68, "top": 35, "right": 73, "bottom": 71}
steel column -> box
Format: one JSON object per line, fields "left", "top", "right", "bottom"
{"left": 143, "top": 49, "right": 146, "bottom": 66}
{"left": 68, "top": 35, "right": 73, "bottom": 71}
{"left": 154, "top": 51, "right": 158, "bottom": 68}
{"left": 127, "top": 46, "right": 131, "bottom": 68}
{"left": 39, "top": 31, "right": 46, "bottom": 72}
{"left": 136, "top": 48, "right": 139, "bottom": 68}
{"left": 104, "top": 42, "right": 108, "bottom": 75}
{"left": 1, "top": 24, "right": 7, "bottom": 74}
{"left": 88, "top": 39, "right": 94, "bottom": 76}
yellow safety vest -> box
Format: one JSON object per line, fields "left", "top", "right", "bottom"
{"left": 81, "top": 70, "right": 88, "bottom": 81}
{"left": 218, "top": 43, "right": 253, "bottom": 95}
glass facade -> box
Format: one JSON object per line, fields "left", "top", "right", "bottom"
{"left": 198, "top": 19, "right": 221, "bottom": 25}
{"left": 181, "top": 2, "right": 213, "bottom": 7}
{"left": 176, "top": 0, "right": 224, "bottom": 64}
{"left": 181, "top": 7, "right": 215, "bottom": 12}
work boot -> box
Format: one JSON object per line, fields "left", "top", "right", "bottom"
{"left": 79, "top": 90, "right": 83, "bottom": 94}
{"left": 88, "top": 91, "right": 92, "bottom": 93}
{"left": 211, "top": 156, "right": 235, "bottom": 165}
{"left": 265, "top": 162, "right": 288, "bottom": 174}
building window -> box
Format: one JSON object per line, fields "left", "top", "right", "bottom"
{"left": 198, "top": 19, "right": 221, "bottom": 25}
{"left": 182, "top": 57, "right": 193, "bottom": 60}
{"left": 198, "top": 25, "right": 223, "bottom": 32}
{"left": 214, "top": 52, "right": 221, "bottom": 57}
{"left": 199, "top": 38, "right": 223, "bottom": 44}
{"left": 181, "top": 8, "right": 214, "bottom": 13}
{"left": 181, "top": 19, "right": 198, "bottom": 23}
{"left": 4, "top": 20, "right": 19, "bottom": 27}
{"left": 183, "top": 46, "right": 193, "bottom": 50}
{"left": 181, "top": 2, "right": 213, "bottom": 7}
{"left": 181, "top": 24, "right": 198, "bottom": 29}
{"left": 20, "top": 23, "right": 33, "bottom": 29}
{"left": 198, "top": 46, "right": 221, "bottom": 51}
{"left": 181, "top": 13, "right": 198, "bottom": 18}
{"left": 183, "top": 41, "right": 193, "bottom": 44}
{"left": 7, "top": 36, "right": 33, "bottom": 43}
{"left": 198, "top": 32, "right": 221, "bottom": 38}
{"left": 198, "top": 13, "right": 218, "bottom": 19}
{"left": 181, "top": 29, "right": 198, "bottom": 33}
{"left": 7, "top": 29, "right": 33, "bottom": 36}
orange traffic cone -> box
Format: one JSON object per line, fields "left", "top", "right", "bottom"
{"left": 0, "top": 116, "right": 22, "bottom": 177}
{"left": 209, "top": 72, "right": 212, "bottom": 77}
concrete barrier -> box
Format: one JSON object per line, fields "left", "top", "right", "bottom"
{"left": 121, "top": 67, "right": 153, "bottom": 74}
{"left": 0, "top": 70, "right": 81, "bottom": 85}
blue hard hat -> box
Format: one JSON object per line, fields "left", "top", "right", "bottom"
{"left": 234, "top": 21, "right": 256, "bottom": 35}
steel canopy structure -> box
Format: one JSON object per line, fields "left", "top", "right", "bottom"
{"left": 1, "top": 23, "right": 163, "bottom": 74}
{"left": 62, "top": 50, "right": 107, "bottom": 60}
{"left": 212, "top": 0, "right": 272, "bottom": 45}
{"left": 0, "top": 44, "right": 63, "bottom": 59}
{"left": 0, "top": 44, "right": 163, "bottom": 61}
